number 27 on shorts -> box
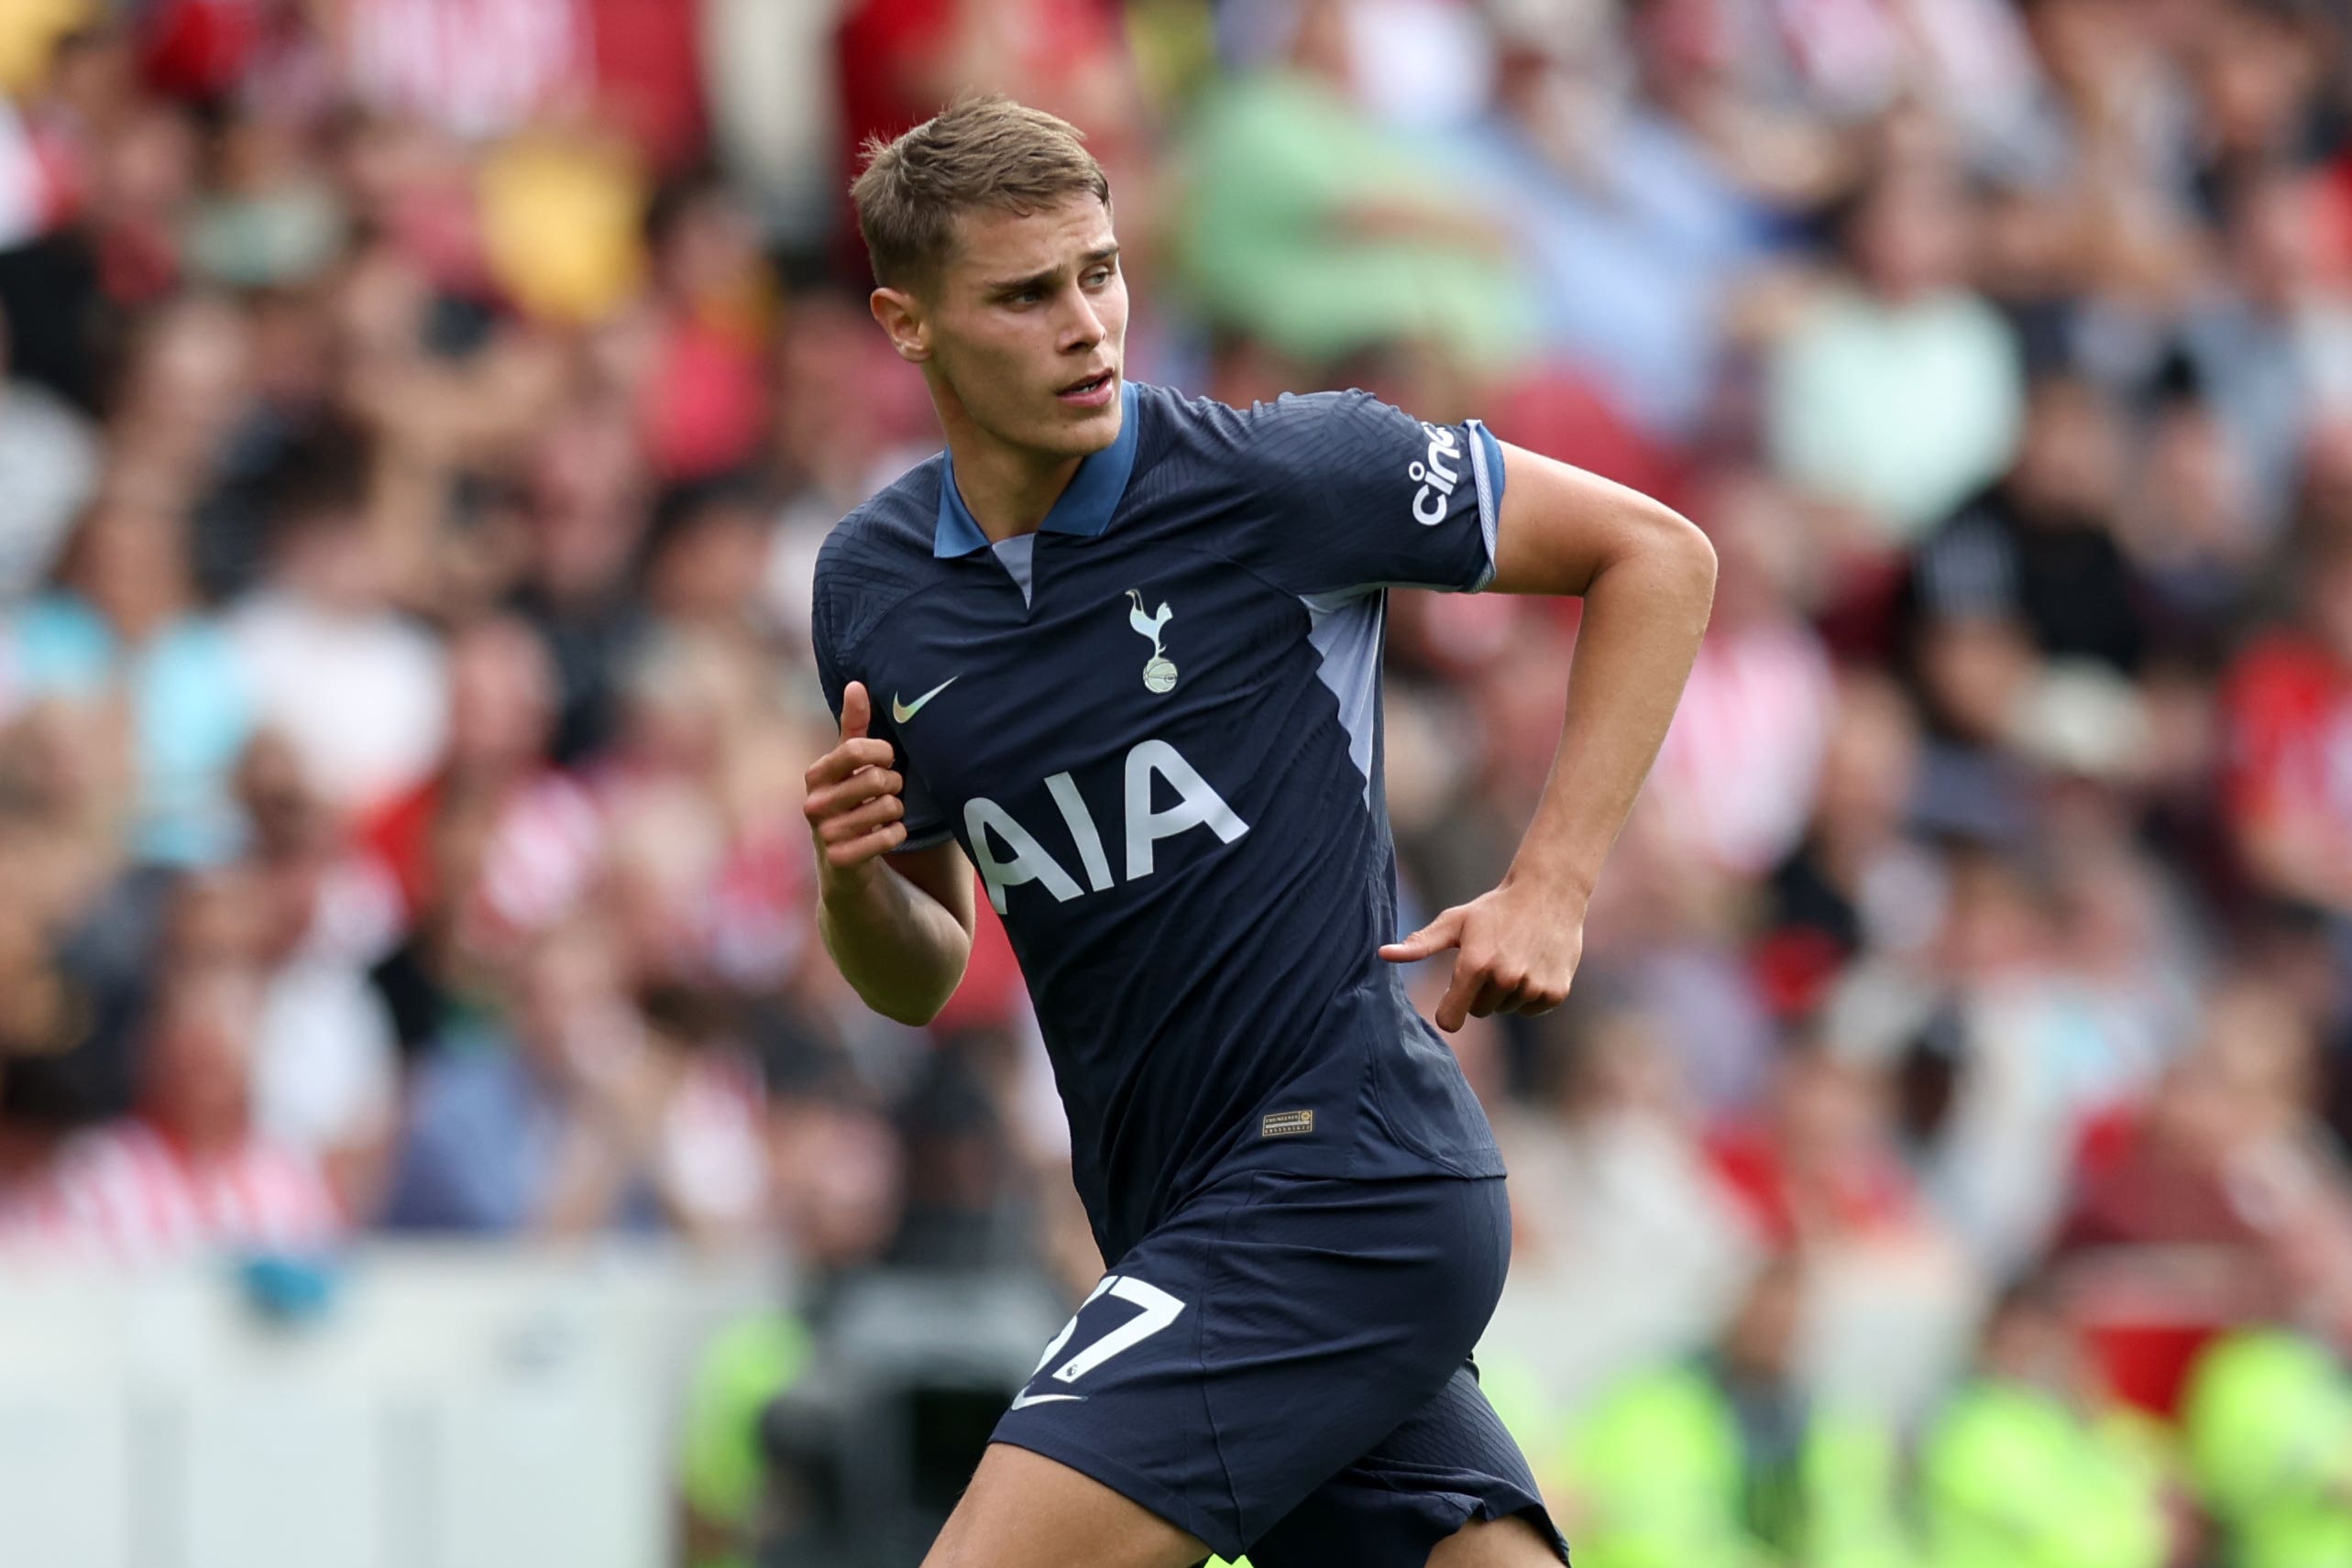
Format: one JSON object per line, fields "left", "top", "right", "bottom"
{"left": 1009, "top": 1275, "right": 1186, "bottom": 1409}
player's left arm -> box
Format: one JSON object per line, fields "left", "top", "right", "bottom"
{"left": 1379, "top": 444, "right": 1717, "bottom": 1031}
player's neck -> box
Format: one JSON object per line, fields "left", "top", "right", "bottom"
{"left": 937, "top": 398, "right": 1083, "bottom": 543}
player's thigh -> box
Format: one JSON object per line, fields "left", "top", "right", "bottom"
{"left": 988, "top": 1171, "right": 1515, "bottom": 1559}
{"left": 1427, "top": 1512, "right": 1566, "bottom": 1568}
{"left": 922, "top": 1442, "right": 1212, "bottom": 1568}
{"left": 1246, "top": 1363, "right": 1567, "bottom": 1568}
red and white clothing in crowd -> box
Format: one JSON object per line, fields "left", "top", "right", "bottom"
{"left": 362, "top": 759, "right": 813, "bottom": 990}
{"left": 362, "top": 766, "right": 605, "bottom": 946}
{"left": 0, "top": 97, "right": 75, "bottom": 248}
{"left": 595, "top": 765, "right": 811, "bottom": 992}
{"left": 0, "top": 1120, "right": 344, "bottom": 1266}
{"left": 343, "top": 0, "right": 588, "bottom": 141}
{"left": 830, "top": 0, "right": 1136, "bottom": 252}
{"left": 580, "top": 0, "right": 706, "bottom": 170}
{"left": 1703, "top": 1113, "right": 1924, "bottom": 1251}
{"left": 1645, "top": 620, "right": 1837, "bottom": 876}
{"left": 2223, "top": 631, "right": 2352, "bottom": 901}
{"left": 137, "top": 0, "right": 702, "bottom": 162}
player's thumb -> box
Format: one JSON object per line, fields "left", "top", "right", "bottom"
{"left": 1379, "top": 906, "right": 1464, "bottom": 964}
{"left": 841, "top": 681, "right": 872, "bottom": 742}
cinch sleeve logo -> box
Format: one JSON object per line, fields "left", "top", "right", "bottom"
{"left": 961, "top": 739, "right": 1248, "bottom": 914}
{"left": 1410, "top": 422, "right": 1465, "bottom": 525}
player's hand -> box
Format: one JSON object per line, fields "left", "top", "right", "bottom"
{"left": 1378, "top": 880, "right": 1585, "bottom": 1033}
{"left": 802, "top": 682, "right": 907, "bottom": 875}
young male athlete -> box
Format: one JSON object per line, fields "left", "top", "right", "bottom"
{"left": 802, "top": 96, "right": 1716, "bottom": 1568}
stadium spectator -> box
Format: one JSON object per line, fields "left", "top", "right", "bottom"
{"left": 341, "top": 0, "right": 590, "bottom": 145}
{"left": 1904, "top": 367, "right": 2149, "bottom": 690}
{"left": 2186, "top": 167, "right": 2352, "bottom": 533}
{"left": 2221, "top": 520, "right": 2352, "bottom": 916}
{"left": 227, "top": 434, "right": 448, "bottom": 817}
{"left": 2056, "top": 979, "right": 2352, "bottom": 1347}
{"left": 1764, "top": 668, "right": 1941, "bottom": 974}
{"left": 358, "top": 611, "right": 600, "bottom": 948}
{"left": 1462, "top": 5, "right": 1775, "bottom": 444}
{"left": 2181, "top": 1328, "right": 2352, "bottom": 1568}
{"left": 0, "top": 957, "right": 344, "bottom": 1262}
{"left": 1558, "top": 1253, "right": 1912, "bottom": 1568}
{"left": 233, "top": 733, "right": 403, "bottom": 1217}
{"left": 1764, "top": 162, "right": 2026, "bottom": 548}
{"left": 6, "top": 475, "right": 253, "bottom": 864}
{"left": 381, "top": 913, "right": 750, "bottom": 1237}
{"left": 1918, "top": 1277, "right": 2177, "bottom": 1568}
{"left": 1645, "top": 467, "right": 1837, "bottom": 879}
{"left": 0, "top": 310, "right": 95, "bottom": 598}
{"left": 1172, "top": 0, "right": 1534, "bottom": 375}
{"left": 676, "top": 1067, "right": 906, "bottom": 1568}
{"left": 1705, "top": 1031, "right": 1930, "bottom": 1255}
{"left": 1488, "top": 991, "right": 1755, "bottom": 1408}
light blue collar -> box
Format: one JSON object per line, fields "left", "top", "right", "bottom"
{"left": 934, "top": 380, "right": 1142, "bottom": 558}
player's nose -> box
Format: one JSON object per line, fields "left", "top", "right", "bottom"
{"left": 1058, "top": 291, "right": 1105, "bottom": 350}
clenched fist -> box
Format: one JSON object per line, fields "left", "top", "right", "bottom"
{"left": 803, "top": 682, "right": 909, "bottom": 874}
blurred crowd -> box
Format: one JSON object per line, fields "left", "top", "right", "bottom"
{"left": 0, "top": 0, "right": 2349, "bottom": 1563}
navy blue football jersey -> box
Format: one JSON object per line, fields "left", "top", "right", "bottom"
{"left": 810, "top": 380, "right": 1511, "bottom": 1262}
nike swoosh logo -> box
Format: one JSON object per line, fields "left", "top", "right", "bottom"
{"left": 1007, "top": 1390, "right": 1086, "bottom": 1410}
{"left": 891, "top": 676, "right": 958, "bottom": 725}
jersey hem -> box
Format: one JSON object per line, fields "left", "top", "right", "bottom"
{"left": 1356, "top": 980, "right": 1511, "bottom": 1180}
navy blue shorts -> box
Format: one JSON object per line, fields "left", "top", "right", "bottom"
{"left": 991, "top": 1170, "right": 1567, "bottom": 1565}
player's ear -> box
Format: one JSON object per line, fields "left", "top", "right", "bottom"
{"left": 869, "top": 287, "right": 931, "bottom": 364}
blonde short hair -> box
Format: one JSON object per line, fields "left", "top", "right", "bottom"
{"left": 850, "top": 93, "right": 1109, "bottom": 290}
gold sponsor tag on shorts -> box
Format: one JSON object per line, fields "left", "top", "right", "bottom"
{"left": 1260, "top": 1109, "right": 1315, "bottom": 1138}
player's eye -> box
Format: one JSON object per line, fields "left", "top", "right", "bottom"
{"left": 1083, "top": 266, "right": 1114, "bottom": 289}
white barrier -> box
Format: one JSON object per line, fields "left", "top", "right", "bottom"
{"left": 0, "top": 1244, "right": 784, "bottom": 1568}
{"left": 0, "top": 1235, "right": 1984, "bottom": 1568}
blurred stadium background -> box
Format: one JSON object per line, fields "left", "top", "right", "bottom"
{"left": 0, "top": 0, "right": 2350, "bottom": 1564}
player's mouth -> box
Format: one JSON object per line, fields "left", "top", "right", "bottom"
{"left": 1056, "top": 368, "right": 1117, "bottom": 408}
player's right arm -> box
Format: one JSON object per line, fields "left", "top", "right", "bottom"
{"left": 803, "top": 680, "right": 975, "bottom": 1025}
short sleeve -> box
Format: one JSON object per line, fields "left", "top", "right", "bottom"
{"left": 808, "top": 562, "right": 953, "bottom": 852}
{"left": 1238, "top": 389, "right": 1505, "bottom": 599}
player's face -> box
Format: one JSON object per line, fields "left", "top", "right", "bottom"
{"left": 912, "top": 195, "right": 1128, "bottom": 462}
